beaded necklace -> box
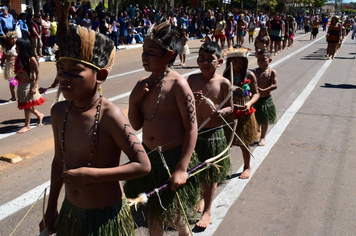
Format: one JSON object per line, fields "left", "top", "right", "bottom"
{"left": 140, "top": 68, "right": 171, "bottom": 122}
{"left": 61, "top": 94, "right": 103, "bottom": 170}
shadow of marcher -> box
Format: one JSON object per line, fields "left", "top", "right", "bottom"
{"left": 0, "top": 116, "right": 51, "bottom": 134}
{"left": 321, "top": 83, "right": 356, "bottom": 89}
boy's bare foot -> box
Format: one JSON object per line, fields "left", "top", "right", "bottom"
{"left": 239, "top": 169, "right": 251, "bottom": 179}
{"left": 196, "top": 199, "right": 204, "bottom": 213}
{"left": 195, "top": 212, "right": 211, "bottom": 228}
{"left": 258, "top": 138, "right": 266, "bottom": 146}
{"left": 37, "top": 113, "right": 44, "bottom": 126}
{"left": 7, "top": 98, "right": 16, "bottom": 102}
{"left": 17, "top": 127, "right": 31, "bottom": 134}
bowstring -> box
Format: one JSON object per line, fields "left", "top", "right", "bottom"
{"left": 9, "top": 176, "right": 63, "bottom": 236}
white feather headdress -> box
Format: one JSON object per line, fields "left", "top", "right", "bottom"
{"left": 223, "top": 46, "right": 251, "bottom": 59}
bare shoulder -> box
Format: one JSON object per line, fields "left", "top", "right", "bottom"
{"left": 217, "top": 74, "right": 231, "bottom": 87}
{"left": 136, "top": 75, "right": 150, "bottom": 84}
{"left": 247, "top": 70, "right": 257, "bottom": 79}
{"left": 169, "top": 70, "right": 190, "bottom": 88}
{"left": 188, "top": 73, "right": 201, "bottom": 81}
{"left": 51, "top": 100, "right": 70, "bottom": 116}
{"left": 187, "top": 72, "right": 202, "bottom": 83}
{"left": 100, "top": 97, "right": 127, "bottom": 125}
{"left": 270, "top": 68, "right": 277, "bottom": 76}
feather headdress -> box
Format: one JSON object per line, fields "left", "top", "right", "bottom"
{"left": 223, "top": 46, "right": 251, "bottom": 59}
{"left": 6, "top": 31, "right": 17, "bottom": 39}
{"left": 145, "top": 20, "right": 173, "bottom": 51}
{"left": 56, "top": 2, "right": 115, "bottom": 71}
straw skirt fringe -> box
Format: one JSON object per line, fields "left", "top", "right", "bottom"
{"left": 124, "top": 144, "right": 200, "bottom": 226}
{"left": 4, "top": 60, "right": 15, "bottom": 80}
{"left": 56, "top": 197, "right": 135, "bottom": 236}
{"left": 224, "top": 96, "right": 259, "bottom": 145}
{"left": 17, "top": 82, "right": 46, "bottom": 109}
{"left": 254, "top": 96, "right": 277, "bottom": 125}
{"left": 195, "top": 128, "right": 230, "bottom": 184}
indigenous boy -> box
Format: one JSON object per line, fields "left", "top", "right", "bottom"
{"left": 187, "top": 41, "right": 233, "bottom": 228}
{"left": 39, "top": 25, "right": 151, "bottom": 236}
{"left": 252, "top": 50, "right": 278, "bottom": 146}
{"left": 125, "top": 21, "right": 199, "bottom": 236}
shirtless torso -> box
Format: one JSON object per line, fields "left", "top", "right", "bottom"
{"left": 188, "top": 73, "right": 232, "bottom": 129}
{"left": 252, "top": 67, "right": 277, "bottom": 98}
{"left": 131, "top": 69, "right": 197, "bottom": 152}
{"left": 53, "top": 99, "right": 128, "bottom": 208}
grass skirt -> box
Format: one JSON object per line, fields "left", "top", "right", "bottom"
{"left": 312, "top": 27, "right": 319, "bottom": 36}
{"left": 4, "top": 60, "right": 15, "bottom": 80}
{"left": 224, "top": 96, "right": 259, "bottom": 146}
{"left": 17, "top": 82, "right": 46, "bottom": 110}
{"left": 254, "top": 96, "right": 277, "bottom": 125}
{"left": 56, "top": 197, "right": 135, "bottom": 236}
{"left": 195, "top": 128, "right": 230, "bottom": 184}
{"left": 124, "top": 144, "right": 200, "bottom": 226}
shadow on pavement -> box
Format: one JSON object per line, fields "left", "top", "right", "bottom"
{"left": 0, "top": 116, "right": 51, "bottom": 134}
{"left": 321, "top": 83, "right": 356, "bottom": 89}
{"left": 300, "top": 48, "right": 327, "bottom": 60}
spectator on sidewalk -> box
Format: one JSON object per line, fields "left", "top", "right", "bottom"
{"left": 41, "top": 14, "right": 51, "bottom": 53}
{"left": 82, "top": 12, "right": 91, "bottom": 29}
{"left": 109, "top": 17, "right": 120, "bottom": 51}
{"left": 118, "top": 11, "right": 129, "bottom": 45}
{"left": 127, "top": 21, "right": 143, "bottom": 44}
{"left": 28, "top": 14, "right": 43, "bottom": 57}
{"left": 43, "top": 0, "right": 53, "bottom": 16}
{"left": 95, "top": 1, "right": 105, "bottom": 20}
{"left": 0, "top": 6, "right": 16, "bottom": 45}
{"left": 18, "top": 12, "right": 30, "bottom": 39}
{"left": 92, "top": 16, "right": 100, "bottom": 31}
{"left": 49, "top": 15, "right": 57, "bottom": 47}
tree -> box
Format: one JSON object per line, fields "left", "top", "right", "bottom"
{"left": 33, "top": 0, "right": 41, "bottom": 15}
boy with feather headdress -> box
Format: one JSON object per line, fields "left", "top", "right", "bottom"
{"left": 125, "top": 20, "right": 200, "bottom": 235}
{"left": 39, "top": 2, "right": 151, "bottom": 235}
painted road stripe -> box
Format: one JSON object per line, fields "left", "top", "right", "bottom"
{"left": 0, "top": 33, "right": 326, "bottom": 221}
{"left": 0, "top": 181, "right": 50, "bottom": 221}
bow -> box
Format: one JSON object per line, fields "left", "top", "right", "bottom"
{"left": 198, "top": 85, "right": 238, "bottom": 131}
{"left": 127, "top": 120, "right": 238, "bottom": 209}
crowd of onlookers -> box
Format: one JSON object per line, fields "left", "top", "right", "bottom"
{"left": 1, "top": 0, "right": 355, "bottom": 58}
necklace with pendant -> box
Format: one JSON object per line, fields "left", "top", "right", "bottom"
{"left": 61, "top": 94, "right": 103, "bottom": 170}
{"left": 140, "top": 68, "right": 171, "bottom": 122}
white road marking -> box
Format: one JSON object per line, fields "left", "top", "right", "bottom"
{"left": 0, "top": 34, "right": 327, "bottom": 223}
{"left": 0, "top": 181, "right": 50, "bottom": 221}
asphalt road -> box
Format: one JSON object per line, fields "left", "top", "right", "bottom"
{"left": 0, "top": 29, "right": 356, "bottom": 236}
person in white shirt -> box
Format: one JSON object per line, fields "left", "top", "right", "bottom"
{"left": 82, "top": 13, "right": 91, "bottom": 29}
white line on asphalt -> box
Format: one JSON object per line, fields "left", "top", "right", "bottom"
{"left": 0, "top": 34, "right": 326, "bottom": 222}
{"left": 194, "top": 53, "right": 333, "bottom": 236}
{"left": 0, "top": 181, "right": 50, "bottom": 221}
{"left": 0, "top": 124, "right": 39, "bottom": 140}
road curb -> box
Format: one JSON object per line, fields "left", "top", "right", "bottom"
{"left": 0, "top": 153, "right": 22, "bottom": 164}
